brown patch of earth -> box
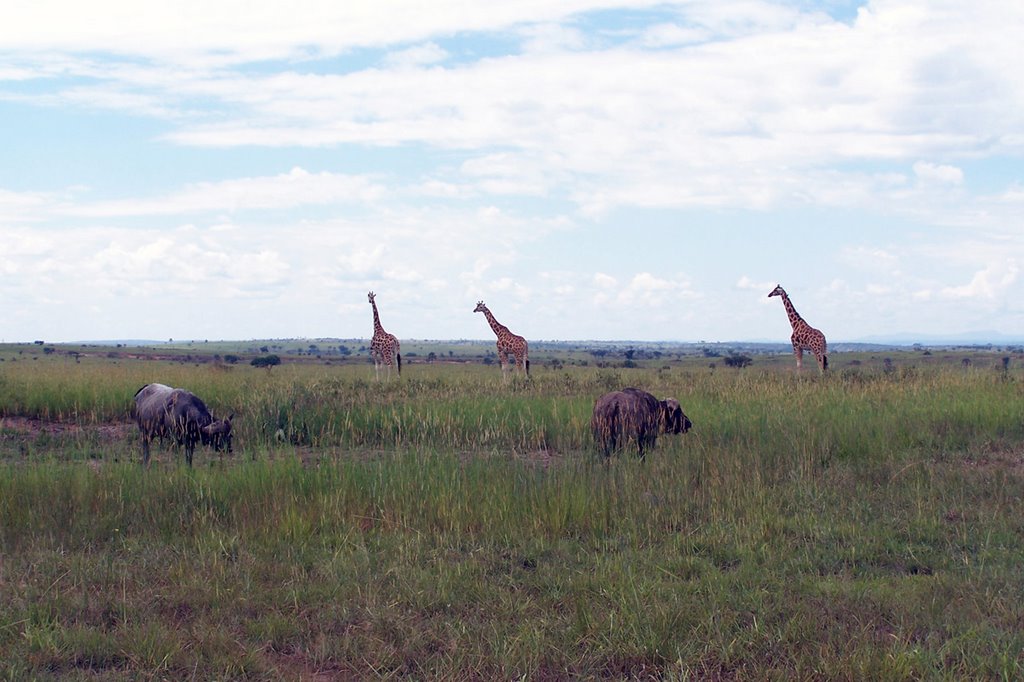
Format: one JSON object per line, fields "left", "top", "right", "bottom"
{"left": 960, "top": 446, "right": 1024, "bottom": 472}
{"left": 1, "top": 415, "right": 574, "bottom": 469}
{"left": 0, "top": 415, "right": 134, "bottom": 442}
{"left": 263, "top": 648, "right": 348, "bottom": 681}
{"left": 516, "top": 448, "right": 561, "bottom": 468}
{"left": 272, "top": 446, "right": 565, "bottom": 469}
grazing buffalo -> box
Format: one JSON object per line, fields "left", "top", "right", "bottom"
{"left": 591, "top": 387, "right": 691, "bottom": 459}
{"left": 132, "top": 383, "right": 233, "bottom": 466}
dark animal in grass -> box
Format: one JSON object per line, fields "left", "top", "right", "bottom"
{"left": 132, "top": 383, "right": 233, "bottom": 466}
{"left": 591, "top": 387, "right": 691, "bottom": 459}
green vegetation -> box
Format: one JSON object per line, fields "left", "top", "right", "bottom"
{"left": 0, "top": 343, "right": 1022, "bottom": 678}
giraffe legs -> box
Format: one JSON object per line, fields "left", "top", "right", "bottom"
{"left": 495, "top": 347, "right": 529, "bottom": 381}
{"left": 814, "top": 352, "right": 828, "bottom": 373}
{"left": 372, "top": 354, "right": 390, "bottom": 381}
{"left": 794, "top": 344, "right": 829, "bottom": 374}
{"left": 518, "top": 353, "right": 529, "bottom": 376}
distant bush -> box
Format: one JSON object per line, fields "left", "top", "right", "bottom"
{"left": 723, "top": 353, "right": 752, "bottom": 368}
{"left": 251, "top": 355, "right": 281, "bottom": 369}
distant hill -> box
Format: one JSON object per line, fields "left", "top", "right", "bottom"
{"left": 69, "top": 340, "right": 168, "bottom": 346}
{"left": 853, "top": 331, "right": 1024, "bottom": 346}
{"left": 39, "top": 334, "right": 1024, "bottom": 350}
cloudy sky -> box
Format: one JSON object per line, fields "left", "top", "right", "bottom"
{"left": 1, "top": 0, "right": 1022, "bottom": 343}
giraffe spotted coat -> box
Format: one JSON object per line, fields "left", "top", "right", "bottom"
{"left": 368, "top": 291, "right": 401, "bottom": 379}
{"left": 473, "top": 301, "right": 529, "bottom": 377}
{"left": 769, "top": 284, "right": 828, "bottom": 372}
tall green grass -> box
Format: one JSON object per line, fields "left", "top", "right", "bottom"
{"left": 2, "top": 356, "right": 1020, "bottom": 457}
{"left": 1, "top": 355, "right": 1023, "bottom": 677}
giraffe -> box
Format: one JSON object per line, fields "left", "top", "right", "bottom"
{"left": 768, "top": 284, "right": 828, "bottom": 373}
{"left": 368, "top": 291, "right": 401, "bottom": 380}
{"left": 473, "top": 301, "right": 529, "bottom": 379}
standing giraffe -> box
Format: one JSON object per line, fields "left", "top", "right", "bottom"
{"left": 768, "top": 285, "right": 828, "bottom": 372}
{"left": 368, "top": 291, "right": 401, "bottom": 380}
{"left": 473, "top": 301, "right": 529, "bottom": 378}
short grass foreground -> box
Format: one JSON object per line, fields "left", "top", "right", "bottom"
{"left": 1, "top": 353, "right": 1023, "bottom": 678}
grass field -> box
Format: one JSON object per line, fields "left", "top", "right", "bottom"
{"left": 1, "top": 343, "right": 1022, "bottom": 679}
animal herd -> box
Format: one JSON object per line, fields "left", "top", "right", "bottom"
{"left": 131, "top": 380, "right": 690, "bottom": 466}
{"left": 130, "top": 283, "right": 825, "bottom": 466}
{"left": 376, "top": 285, "right": 828, "bottom": 378}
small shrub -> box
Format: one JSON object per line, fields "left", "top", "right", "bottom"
{"left": 723, "top": 353, "right": 752, "bottom": 368}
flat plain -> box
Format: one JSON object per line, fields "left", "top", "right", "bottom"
{"left": 1, "top": 341, "right": 1022, "bottom": 679}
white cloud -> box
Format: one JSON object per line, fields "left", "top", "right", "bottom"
{"left": 3, "top": 1, "right": 1024, "bottom": 341}
{"left": 0, "top": 199, "right": 569, "bottom": 339}
{"left": 0, "top": 230, "right": 53, "bottom": 276}
{"left": 736, "top": 276, "right": 776, "bottom": 292}
{"left": 997, "top": 184, "right": 1024, "bottom": 204}
{"left": 410, "top": 179, "right": 467, "bottom": 199}
{"left": 62, "top": 168, "right": 386, "bottom": 217}
{"left": 7, "top": 1, "right": 1021, "bottom": 224}
{"left": 0, "top": 65, "right": 43, "bottom": 81}
{"left": 518, "top": 23, "right": 590, "bottom": 53}
{"left": 0, "top": 1, "right": 648, "bottom": 64}
{"left": 88, "top": 228, "right": 287, "bottom": 297}
{"left": 941, "top": 260, "right": 1019, "bottom": 300}
{"left": 459, "top": 153, "right": 557, "bottom": 197}
{"left": 639, "top": 23, "right": 710, "bottom": 47}
{"left": 0, "top": 189, "right": 57, "bottom": 223}
{"left": 825, "top": 279, "right": 849, "bottom": 294}
{"left": 383, "top": 43, "right": 449, "bottom": 69}
{"left": 913, "top": 162, "right": 964, "bottom": 186}
{"left": 911, "top": 289, "right": 933, "bottom": 301}
{"left": 840, "top": 246, "right": 901, "bottom": 273}
{"left": 607, "top": 272, "right": 699, "bottom": 307}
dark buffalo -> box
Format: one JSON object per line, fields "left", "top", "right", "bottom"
{"left": 132, "top": 383, "right": 233, "bottom": 466}
{"left": 591, "top": 387, "right": 691, "bottom": 459}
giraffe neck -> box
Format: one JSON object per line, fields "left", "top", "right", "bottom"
{"left": 780, "top": 292, "right": 805, "bottom": 330}
{"left": 371, "top": 301, "right": 385, "bottom": 334}
{"left": 481, "top": 307, "right": 508, "bottom": 338}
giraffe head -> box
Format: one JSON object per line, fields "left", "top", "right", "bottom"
{"left": 368, "top": 291, "right": 376, "bottom": 304}
{"left": 473, "top": 301, "right": 487, "bottom": 314}
{"left": 768, "top": 284, "right": 785, "bottom": 298}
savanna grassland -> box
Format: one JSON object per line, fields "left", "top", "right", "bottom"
{"left": 1, "top": 343, "right": 1023, "bottom": 680}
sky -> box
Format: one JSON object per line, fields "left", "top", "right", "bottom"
{"left": 1, "top": 0, "right": 1022, "bottom": 344}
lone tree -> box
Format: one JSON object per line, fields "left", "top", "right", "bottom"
{"left": 723, "top": 352, "right": 752, "bottom": 369}
{"left": 251, "top": 355, "right": 281, "bottom": 370}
